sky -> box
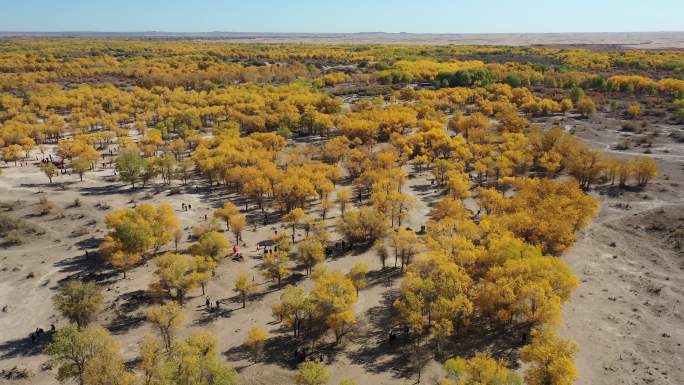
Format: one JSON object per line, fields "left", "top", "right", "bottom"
{"left": 1, "top": 0, "right": 682, "bottom": 33}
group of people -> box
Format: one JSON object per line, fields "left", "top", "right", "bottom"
{"left": 261, "top": 245, "right": 279, "bottom": 257}
{"left": 40, "top": 155, "right": 65, "bottom": 172}
{"left": 324, "top": 240, "right": 352, "bottom": 258}
{"left": 388, "top": 325, "right": 410, "bottom": 343}
{"left": 29, "top": 324, "right": 56, "bottom": 343}
{"left": 205, "top": 297, "right": 221, "bottom": 313}
{"left": 180, "top": 203, "right": 193, "bottom": 211}
{"left": 294, "top": 348, "right": 325, "bottom": 363}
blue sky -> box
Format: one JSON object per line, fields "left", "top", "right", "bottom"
{"left": 1, "top": 0, "right": 682, "bottom": 33}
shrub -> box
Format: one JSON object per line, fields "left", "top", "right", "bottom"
{"left": 5, "top": 229, "right": 24, "bottom": 245}
{"left": 191, "top": 219, "right": 222, "bottom": 239}
{"left": 0, "top": 213, "right": 22, "bottom": 235}
{"left": 37, "top": 197, "right": 55, "bottom": 216}
{"left": 95, "top": 201, "right": 111, "bottom": 210}
{"left": 621, "top": 122, "right": 638, "bottom": 132}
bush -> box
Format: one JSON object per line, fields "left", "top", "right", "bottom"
{"left": 191, "top": 219, "right": 222, "bottom": 239}
{"left": 70, "top": 226, "right": 90, "bottom": 238}
{"left": 276, "top": 126, "right": 293, "bottom": 139}
{"left": 37, "top": 197, "right": 55, "bottom": 216}
{"left": 621, "top": 122, "right": 638, "bottom": 132}
{"left": 614, "top": 141, "right": 631, "bottom": 150}
{"left": 0, "top": 201, "right": 17, "bottom": 211}
{"left": 95, "top": 201, "right": 111, "bottom": 210}
{"left": 5, "top": 229, "right": 24, "bottom": 246}
{"left": 0, "top": 212, "right": 35, "bottom": 246}
{"left": 0, "top": 213, "right": 22, "bottom": 235}
{"left": 670, "top": 130, "right": 684, "bottom": 143}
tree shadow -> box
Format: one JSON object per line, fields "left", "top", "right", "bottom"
{"left": 124, "top": 356, "right": 142, "bottom": 372}
{"left": 345, "top": 289, "right": 416, "bottom": 379}
{"left": 595, "top": 183, "right": 643, "bottom": 197}
{"left": 243, "top": 281, "right": 284, "bottom": 304}
{"left": 257, "top": 335, "right": 307, "bottom": 369}
{"left": 194, "top": 305, "right": 235, "bottom": 326}
{"left": 53, "top": 252, "right": 117, "bottom": 285}
{"left": 245, "top": 209, "right": 277, "bottom": 230}
{"left": 347, "top": 287, "right": 529, "bottom": 379}
{"left": 436, "top": 318, "right": 529, "bottom": 367}
{"left": 365, "top": 267, "right": 403, "bottom": 288}
{"left": 325, "top": 242, "right": 369, "bottom": 260}
{"left": 75, "top": 237, "right": 103, "bottom": 250}
{"left": 107, "top": 290, "right": 150, "bottom": 335}
{"left": 19, "top": 181, "right": 78, "bottom": 190}
{"left": 78, "top": 183, "right": 131, "bottom": 196}
{"left": 256, "top": 239, "right": 275, "bottom": 248}
{"left": 409, "top": 183, "right": 435, "bottom": 194}
{"left": 0, "top": 330, "right": 54, "bottom": 359}
{"left": 223, "top": 343, "right": 252, "bottom": 362}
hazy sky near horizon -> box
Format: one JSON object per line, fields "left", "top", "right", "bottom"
{"left": 1, "top": 0, "right": 682, "bottom": 33}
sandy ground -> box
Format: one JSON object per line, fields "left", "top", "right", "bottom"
{"left": 0, "top": 113, "right": 682, "bottom": 384}
{"left": 544, "top": 113, "right": 684, "bottom": 385}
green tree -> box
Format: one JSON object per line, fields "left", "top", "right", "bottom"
{"left": 569, "top": 85, "right": 585, "bottom": 102}
{"left": 44, "top": 325, "right": 132, "bottom": 385}
{"left": 214, "top": 201, "right": 239, "bottom": 231}
{"left": 72, "top": 157, "right": 91, "bottom": 182}
{"left": 154, "top": 253, "right": 201, "bottom": 304}
{"left": 297, "top": 237, "right": 326, "bottom": 275}
{"left": 145, "top": 302, "right": 186, "bottom": 352}
{"left": 234, "top": 272, "right": 254, "bottom": 308}
{"left": 40, "top": 162, "right": 58, "bottom": 184}
{"left": 138, "top": 330, "right": 239, "bottom": 385}
{"left": 441, "top": 352, "right": 522, "bottom": 385}
{"left": 229, "top": 214, "right": 246, "bottom": 244}
{"left": 53, "top": 281, "right": 104, "bottom": 328}
{"left": 195, "top": 231, "right": 229, "bottom": 260}
{"left": 347, "top": 262, "right": 368, "bottom": 295}
{"left": 295, "top": 361, "right": 330, "bottom": 385}
{"left": 262, "top": 251, "right": 290, "bottom": 289}
{"left": 283, "top": 208, "right": 305, "bottom": 243}
{"left": 113, "top": 222, "right": 152, "bottom": 256}
{"left": 115, "top": 149, "right": 144, "bottom": 188}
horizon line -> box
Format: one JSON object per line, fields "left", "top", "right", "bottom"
{"left": 1, "top": 30, "right": 683, "bottom": 35}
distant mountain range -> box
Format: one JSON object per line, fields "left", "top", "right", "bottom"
{"left": 1, "top": 31, "right": 683, "bottom": 48}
